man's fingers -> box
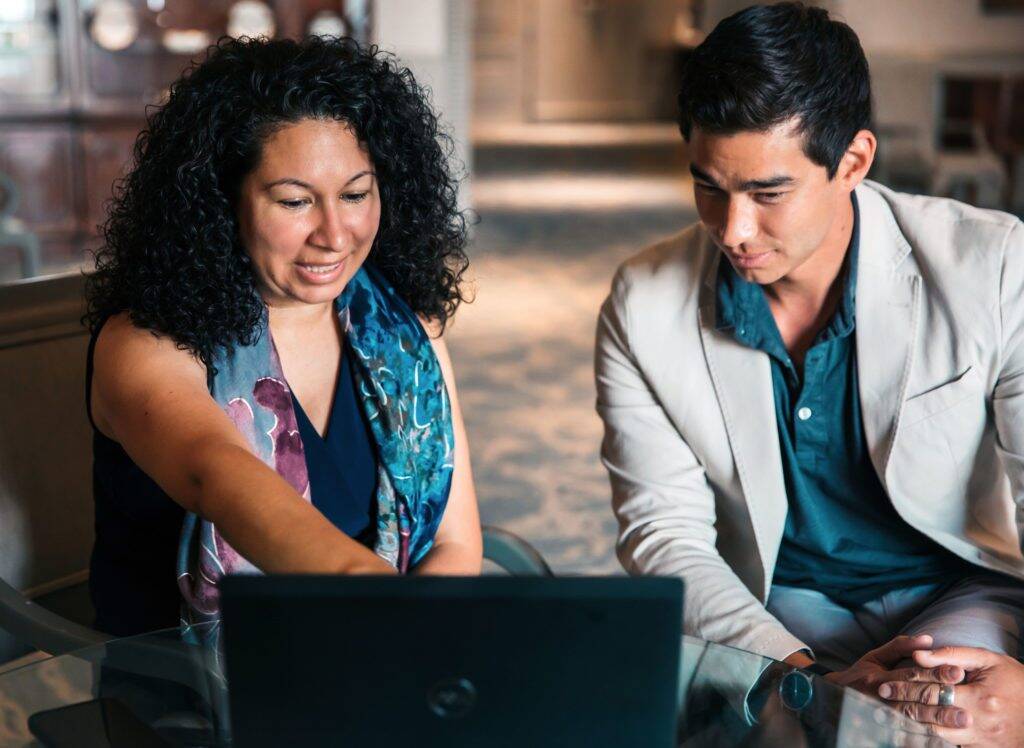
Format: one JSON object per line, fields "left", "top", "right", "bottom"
{"left": 894, "top": 701, "right": 971, "bottom": 729}
{"left": 913, "top": 646, "right": 998, "bottom": 671}
{"left": 870, "top": 634, "right": 934, "bottom": 666}
{"left": 881, "top": 665, "right": 965, "bottom": 690}
{"left": 879, "top": 681, "right": 942, "bottom": 704}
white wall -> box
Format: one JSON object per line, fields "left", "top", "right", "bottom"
{"left": 832, "top": 0, "right": 1024, "bottom": 58}
{"left": 832, "top": 1, "right": 1024, "bottom": 166}
{"left": 372, "top": 0, "right": 473, "bottom": 207}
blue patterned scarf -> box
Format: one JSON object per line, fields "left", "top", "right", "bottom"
{"left": 176, "top": 264, "right": 454, "bottom": 645}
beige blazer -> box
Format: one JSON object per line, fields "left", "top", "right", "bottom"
{"left": 596, "top": 180, "right": 1024, "bottom": 661}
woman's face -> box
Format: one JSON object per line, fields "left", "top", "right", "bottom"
{"left": 237, "top": 118, "right": 381, "bottom": 309}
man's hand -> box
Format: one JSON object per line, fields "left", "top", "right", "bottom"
{"left": 823, "top": 635, "right": 952, "bottom": 697}
{"left": 878, "top": 646, "right": 1024, "bottom": 747}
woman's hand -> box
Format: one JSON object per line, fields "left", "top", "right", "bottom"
{"left": 878, "top": 646, "right": 1024, "bottom": 746}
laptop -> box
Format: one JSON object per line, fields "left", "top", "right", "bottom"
{"left": 220, "top": 576, "right": 683, "bottom": 747}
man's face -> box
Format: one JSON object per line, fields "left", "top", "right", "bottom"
{"left": 689, "top": 121, "right": 850, "bottom": 285}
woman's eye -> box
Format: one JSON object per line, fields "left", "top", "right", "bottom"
{"left": 342, "top": 192, "right": 369, "bottom": 203}
{"left": 278, "top": 199, "right": 309, "bottom": 209}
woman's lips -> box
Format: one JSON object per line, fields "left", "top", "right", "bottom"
{"left": 295, "top": 257, "right": 347, "bottom": 284}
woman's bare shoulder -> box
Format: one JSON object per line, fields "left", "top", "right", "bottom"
{"left": 92, "top": 312, "right": 209, "bottom": 434}
{"left": 95, "top": 312, "right": 205, "bottom": 375}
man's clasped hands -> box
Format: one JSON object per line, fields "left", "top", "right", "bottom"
{"left": 825, "top": 634, "right": 1024, "bottom": 746}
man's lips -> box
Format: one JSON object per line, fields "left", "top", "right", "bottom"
{"left": 727, "top": 251, "right": 773, "bottom": 269}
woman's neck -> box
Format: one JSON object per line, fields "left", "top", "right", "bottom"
{"left": 266, "top": 300, "right": 337, "bottom": 339}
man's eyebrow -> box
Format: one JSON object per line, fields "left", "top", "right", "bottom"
{"left": 689, "top": 165, "right": 719, "bottom": 186}
{"left": 689, "top": 166, "right": 795, "bottom": 192}
{"left": 738, "top": 174, "right": 794, "bottom": 191}
{"left": 263, "top": 171, "right": 376, "bottom": 190}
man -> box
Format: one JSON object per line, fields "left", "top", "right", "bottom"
{"left": 595, "top": 0, "right": 1024, "bottom": 706}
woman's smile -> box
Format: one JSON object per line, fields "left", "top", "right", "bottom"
{"left": 295, "top": 258, "right": 347, "bottom": 284}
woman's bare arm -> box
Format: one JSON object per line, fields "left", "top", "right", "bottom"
{"left": 91, "top": 314, "right": 394, "bottom": 576}
{"left": 410, "top": 328, "right": 483, "bottom": 575}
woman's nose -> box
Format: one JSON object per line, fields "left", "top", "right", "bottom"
{"left": 310, "top": 204, "right": 347, "bottom": 252}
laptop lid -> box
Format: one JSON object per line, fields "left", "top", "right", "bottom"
{"left": 220, "top": 576, "right": 683, "bottom": 748}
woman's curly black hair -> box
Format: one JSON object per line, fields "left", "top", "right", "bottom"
{"left": 86, "top": 35, "right": 469, "bottom": 369}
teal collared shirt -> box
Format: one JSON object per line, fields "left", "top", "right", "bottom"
{"left": 715, "top": 194, "right": 968, "bottom": 607}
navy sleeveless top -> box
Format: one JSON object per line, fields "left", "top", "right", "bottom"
{"left": 87, "top": 331, "right": 378, "bottom": 637}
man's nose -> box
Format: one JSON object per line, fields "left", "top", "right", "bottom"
{"left": 718, "top": 197, "right": 757, "bottom": 248}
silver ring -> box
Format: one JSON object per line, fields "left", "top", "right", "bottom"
{"left": 938, "top": 684, "right": 956, "bottom": 707}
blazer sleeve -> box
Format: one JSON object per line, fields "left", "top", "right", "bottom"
{"left": 594, "top": 267, "right": 808, "bottom": 662}
{"left": 993, "top": 219, "right": 1024, "bottom": 555}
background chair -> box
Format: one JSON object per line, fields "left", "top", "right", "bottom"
{"left": 0, "top": 272, "right": 96, "bottom": 664}
{"left": 481, "top": 525, "right": 553, "bottom": 576}
{"left": 0, "top": 171, "right": 42, "bottom": 281}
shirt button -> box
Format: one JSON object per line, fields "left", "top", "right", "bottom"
{"left": 797, "top": 407, "right": 813, "bottom": 421}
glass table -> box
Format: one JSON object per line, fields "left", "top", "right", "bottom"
{"left": 0, "top": 628, "right": 951, "bottom": 747}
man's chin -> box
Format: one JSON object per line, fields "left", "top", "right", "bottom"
{"left": 735, "top": 265, "right": 787, "bottom": 286}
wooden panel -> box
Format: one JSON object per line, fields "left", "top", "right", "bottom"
{"left": 80, "top": 0, "right": 232, "bottom": 105}
{"left": 80, "top": 127, "right": 141, "bottom": 238}
{"left": 530, "top": 0, "right": 683, "bottom": 122}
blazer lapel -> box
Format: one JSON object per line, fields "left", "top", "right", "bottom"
{"left": 698, "top": 251, "right": 788, "bottom": 580}
{"left": 854, "top": 183, "right": 922, "bottom": 486}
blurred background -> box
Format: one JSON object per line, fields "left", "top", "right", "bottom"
{"left": 0, "top": 0, "right": 1022, "bottom": 580}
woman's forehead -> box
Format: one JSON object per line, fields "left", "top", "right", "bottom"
{"left": 255, "top": 119, "right": 373, "bottom": 183}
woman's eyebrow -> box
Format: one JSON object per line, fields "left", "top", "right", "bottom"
{"left": 264, "top": 178, "right": 312, "bottom": 190}
{"left": 344, "top": 170, "right": 376, "bottom": 186}
{"left": 264, "top": 171, "right": 376, "bottom": 190}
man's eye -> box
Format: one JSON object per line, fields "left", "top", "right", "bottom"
{"left": 757, "top": 192, "right": 784, "bottom": 202}
{"left": 342, "top": 192, "right": 369, "bottom": 203}
{"left": 696, "top": 183, "right": 721, "bottom": 195}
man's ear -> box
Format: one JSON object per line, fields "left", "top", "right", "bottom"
{"left": 838, "top": 129, "right": 876, "bottom": 189}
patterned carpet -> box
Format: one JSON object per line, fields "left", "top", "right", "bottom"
{"left": 447, "top": 205, "right": 697, "bottom": 574}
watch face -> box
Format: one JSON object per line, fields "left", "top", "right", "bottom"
{"left": 779, "top": 671, "right": 814, "bottom": 712}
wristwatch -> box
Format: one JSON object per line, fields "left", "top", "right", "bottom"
{"left": 779, "top": 670, "right": 815, "bottom": 712}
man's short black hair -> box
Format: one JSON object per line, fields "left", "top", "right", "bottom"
{"left": 678, "top": 2, "right": 871, "bottom": 178}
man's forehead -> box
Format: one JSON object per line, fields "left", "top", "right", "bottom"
{"left": 689, "top": 121, "right": 810, "bottom": 185}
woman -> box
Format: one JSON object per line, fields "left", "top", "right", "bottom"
{"left": 84, "top": 36, "right": 481, "bottom": 641}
